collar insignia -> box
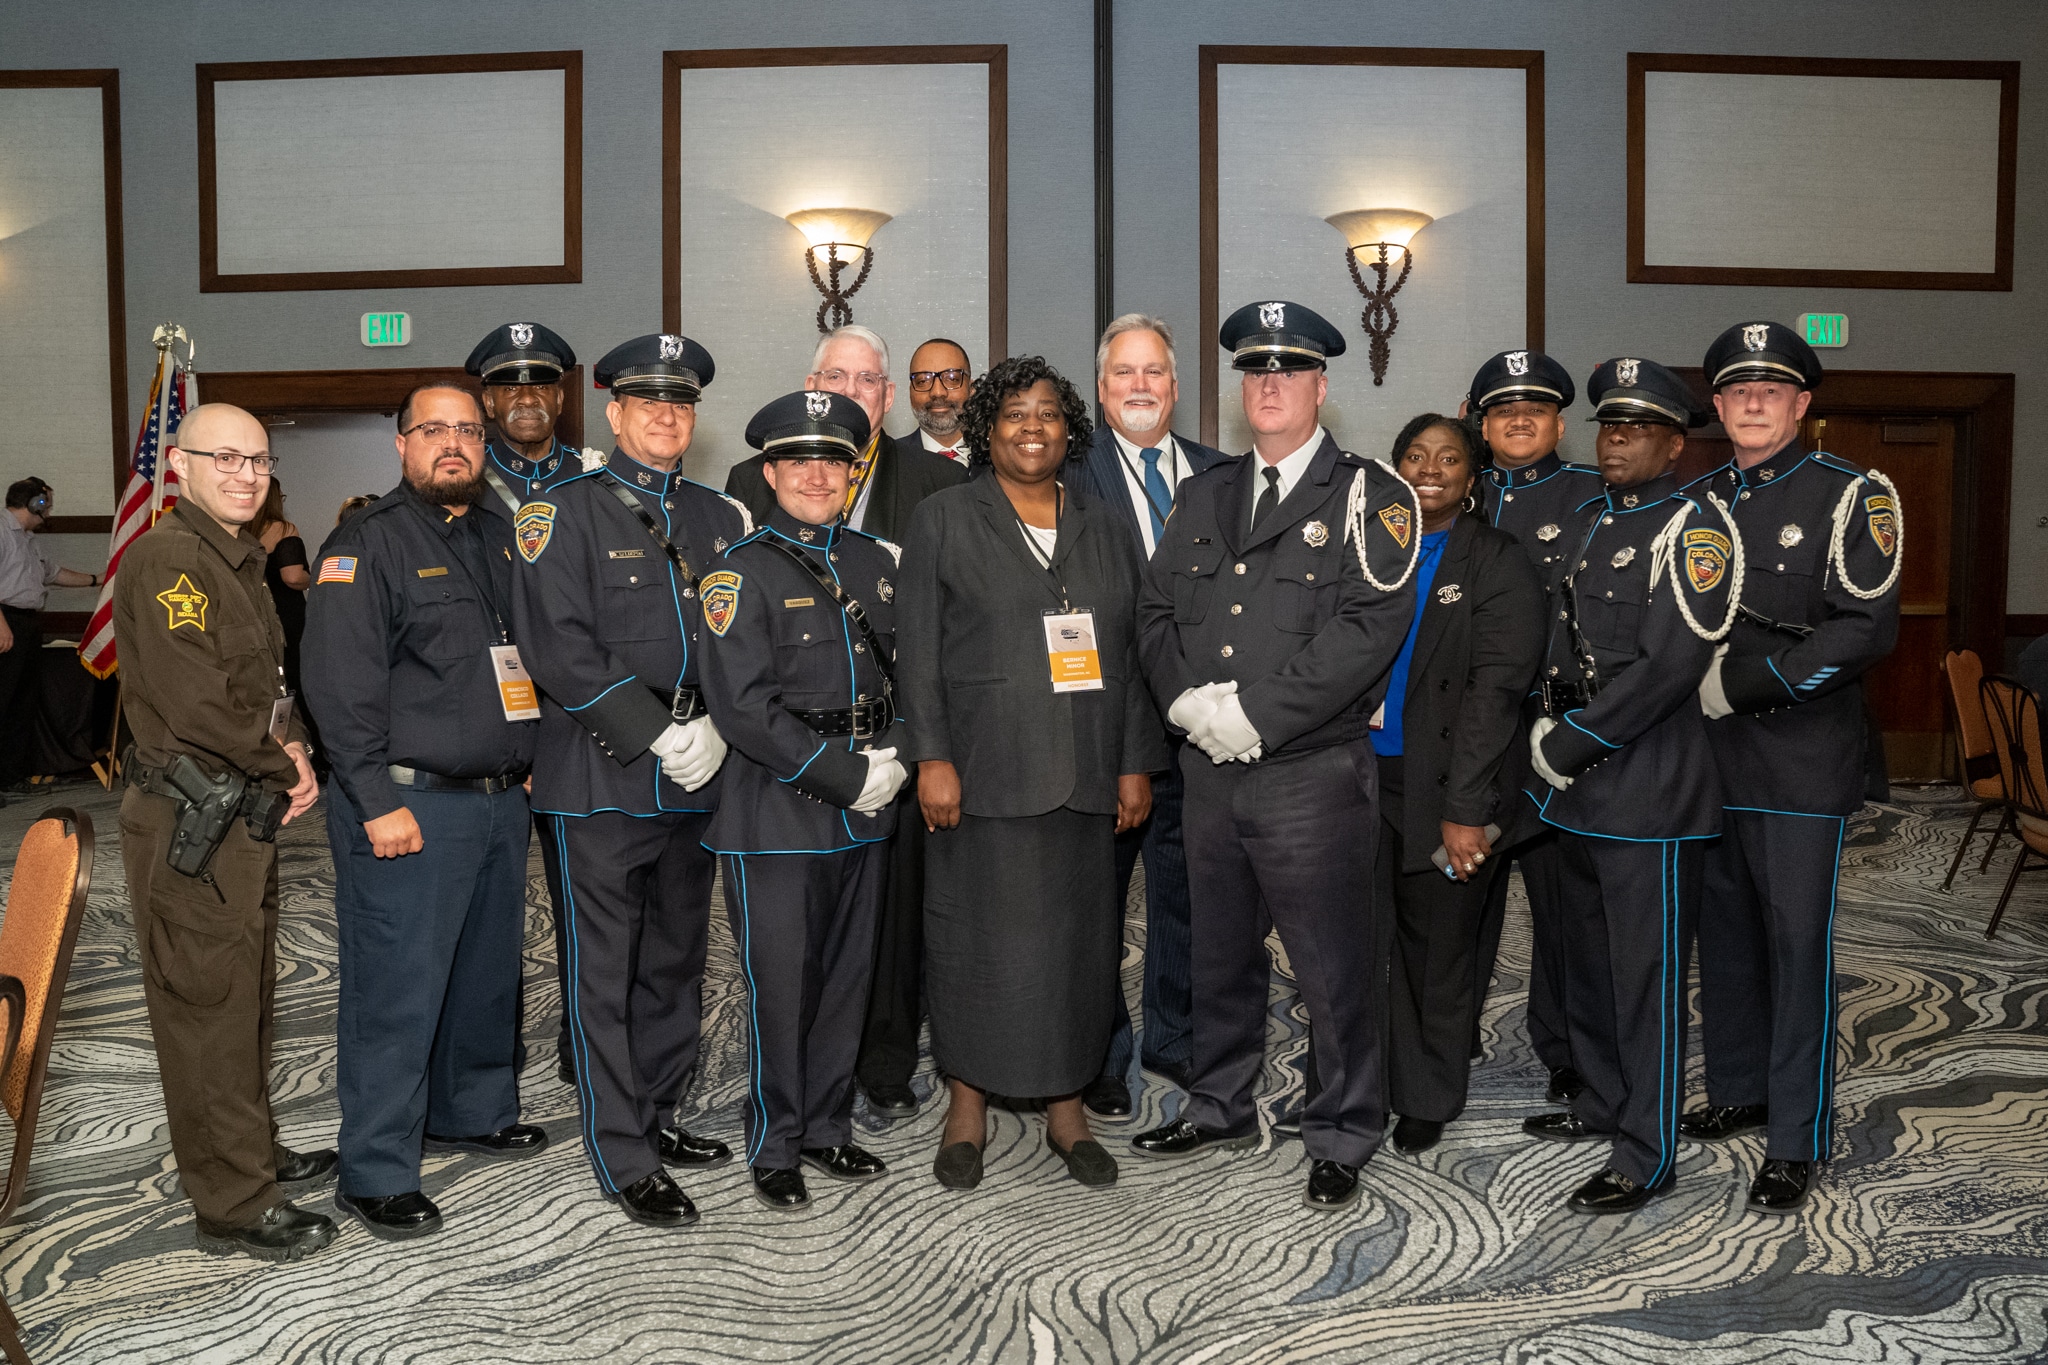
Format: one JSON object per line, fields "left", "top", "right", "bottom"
{"left": 713, "top": 536, "right": 728, "bottom": 553}
{"left": 1622, "top": 492, "right": 1640, "bottom": 508}
{"left": 798, "top": 527, "right": 817, "bottom": 543}
{"left": 636, "top": 471, "right": 651, "bottom": 487}
{"left": 1758, "top": 468, "right": 1776, "bottom": 483}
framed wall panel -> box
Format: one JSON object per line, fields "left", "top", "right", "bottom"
{"left": 1627, "top": 54, "right": 2019, "bottom": 290}
{"left": 197, "top": 52, "right": 581, "bottom": 292}
{"left": 0, "top": 70, "right": 127, "bottom": 521}
{"left": 1199, "top": 47, "right": 1544, "bottom": 449}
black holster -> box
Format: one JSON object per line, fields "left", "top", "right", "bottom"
{"left": 126, "top": 747, "right": 286, "bottom": 877}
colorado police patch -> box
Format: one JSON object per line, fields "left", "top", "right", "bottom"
{"left": 700, "top": 569, "right": 743, "bottom": 636}
{"left": 1377, "top": 503, "right": 1412, "bottom": 549}
{"left": 1683, "top": 527, "right": 1731, "bottom": 593}
{"left": 514, "top": 502, "right": 556, "bottom": 563}
{"left": 1865, "top": 494, "right": 1897, "bottom": 557}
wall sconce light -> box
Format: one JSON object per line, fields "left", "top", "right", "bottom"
{"left": 1325, "top": 208, "right": 1433, "bottom": 386}
{"left": 785, "top": 208, "right": 892, "bottom": 333}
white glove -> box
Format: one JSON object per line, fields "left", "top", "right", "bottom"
{"left": 1167, "top": 682, "right": 1225, "bottom": 735}
{"left": 1529, "top": 716, "right": 1573, "bottom": 791}
{"left": 1199, "top": 691, "right": 1264, "bottom": 764}
{"left": 657, "top": 716, "right": 727, "bottom": 791}
{"left": 1698, "top": 643, "right": 1733, "bottom": 720}
{"left": 852, "top": 746, "right": 908, "bottom": 814}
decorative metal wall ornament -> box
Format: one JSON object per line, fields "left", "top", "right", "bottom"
{"left": 786, "top": 208, "right": 893, "bottom": 334}
{"left": 1325, "top": 209, "right": 1433, "bottom": 386}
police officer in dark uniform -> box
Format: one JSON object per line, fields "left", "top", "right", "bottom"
{"left": 1519, "top": 358, "right": 1742, "bottom": 1214}
{"left": 1682, "top": 321, "right": 1901, "bottom": 1213}
{"left": 1128, "top": 300, "right": 1421, "bottom": 1213}
{"left": 509, "top": 333, "right": 752, "bottom": 1227}
{"left": 304, "top": 382, "right": 547, "bottom": 1241}
{"left": 698, "top": 390, "right": 909, "bottom": 1211}
{"left": 1466, "top": 350, "right": 1602, "bottom": 1102}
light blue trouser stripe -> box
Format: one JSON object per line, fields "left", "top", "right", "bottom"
{"left": 1649, "top": 839, "right": 1678, "bottom": 1189}
{"left": 1815, "top": 816, "right": 1847, "bottom": 1161}
{"left": 725, "top": 855, "right": 771, "bottom": 1168}
{"left": 556, "top": 816, "right": 618, "bottom": 1193}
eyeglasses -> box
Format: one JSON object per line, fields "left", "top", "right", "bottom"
{"left": 908, "top": 368, "right": 970, "bottom": 392}
{"left": 812, "top": 369, "right": 887, "bottom": 393}
{"left": 402, "top": 421, "right": 487, "bottom": 445}
{"left": 181, "top": 448, "right": 278, "bottom": 475}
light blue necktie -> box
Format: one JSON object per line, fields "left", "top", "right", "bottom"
{"left": 1139, "top": 446, "right": 1171, "bottom": 541}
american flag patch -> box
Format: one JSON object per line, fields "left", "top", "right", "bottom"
{"left": 317, "top": 556, "right": 358, "bottom": 584}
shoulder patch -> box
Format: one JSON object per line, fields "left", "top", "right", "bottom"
{"left": 156, "top": 573, "right": 209, "bottom": 631}
{"left": 700, "top": 569, "right": 743, "bottom": 636}
{"left": 1865, "top": 494, "right": 1898, "bottom": 557}
{"left": 316, "top": 555, "right": 358, "bottom": 584}
{"left": 720, "top": 493, "right": 756, "bottom": 536}
{"left": 514, "top": 502, "right": 557, "bottom": 563}
{"left": 1376, "top": 502, "right": 1412, "bottom": 549}
{"left": 1682, "top": 527, "right": 1731, "bottom": 593}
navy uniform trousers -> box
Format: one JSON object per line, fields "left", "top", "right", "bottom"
{"left": 1103, "top": 744, "right": 1195, "bottom": 1083}
{"left": 331, "top": 784, "right": 529, "bottom": 1196}
{"left": 552, "top": 810, "right": 715, "bottom": 1192}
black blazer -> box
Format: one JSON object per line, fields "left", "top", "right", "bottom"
{"left": 1075, "top": 426, "right": 1229, "bottom": 558}
{"left": 725, "top": 430, "right": 967, "bottom": 544}
{"left": 897, "top": 474, "right": 1169, "bottom": 818}
{"left": 1389, "top": 513, "right": 1547, "bottom": 871}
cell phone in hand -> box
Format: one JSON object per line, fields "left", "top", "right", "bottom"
{"left": 1431, "top": 824, "right": 1503, "bottom": 878}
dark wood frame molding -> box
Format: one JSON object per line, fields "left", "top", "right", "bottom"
{"left": 1627, "top": 54, "right": 2019, "bottom": 291}
{"left": 196, "top": 52, "right": 582, "bottom": 293}
{"left": 1, "top": 70, "right": 128, "bottom": 518}
{"left": 1198, "top": 46, "right": 1545, "bottom": 446}
{"left": 200, "top": 365, "right": 585, "bottom": 447}
{"left": 661, "top": 46, "right": 1008, "bottom": 362}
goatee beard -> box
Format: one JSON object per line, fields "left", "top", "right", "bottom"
{"left": 921, "top": 410, "right": 963, "bottom": 439}
{"left": 1118, "top": 403, "right": 1163, "bottom": 434}
{"left": 410, "top": 469, "right": 488, "bottom": 507}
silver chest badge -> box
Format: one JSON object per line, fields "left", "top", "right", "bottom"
{"left": 1302, "top": 520, "right": 1329, "bottom": 548}
{"left": 1616, "top": 358, "right": 1640, "bottom": 387}
{"left": 805, "top": 391, "right": 832, "bottom": 419}
{"left": 509, "top": 322, "right": 535, "bottom": 349}
{"left": 1259, "top": 301, "right": 1286, "bottom": 330}
{"left": 1743, "top": 323, "right": 1770, "bottom": 352}
{"left": 877, "top": 578, "right": 894, "bottom": 602}
{"left": 658, "top": 334, "right": 686, "bottom": 361}
{"left": 1780, "top": 523, "right": 1804, "bottom": 548}
{"left": 1536, "top": 523, "right": 1561, "bottom": 542}
{"left": 1611, "top": 545, "right": 1637, "bottom": 569}
{"left": 1436, "top": 583, "right": 1462, "bottom": 604}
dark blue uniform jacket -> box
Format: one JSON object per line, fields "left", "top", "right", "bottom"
{"left": 1481, "top": 451, "right": 1606, "bottom": 587}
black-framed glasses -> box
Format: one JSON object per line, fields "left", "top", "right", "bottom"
{"left": 908, "top": 368, "right": 970, "bottom": 392}
{"left": 401, "top": 421, "right": 487, "bottom": 445}
{"left": 181, "top": 448, "right": 278, "bottom": 475}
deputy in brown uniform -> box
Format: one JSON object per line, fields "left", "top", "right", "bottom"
{"left": 112, "top": 402, "right": 334, "bottom": 1261}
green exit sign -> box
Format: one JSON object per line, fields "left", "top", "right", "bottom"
{"left": 1796, "top": 312, "right": 1848, "bottom": 348}
{"left": 361, "top": 312, "right": 411, "bottom": 347}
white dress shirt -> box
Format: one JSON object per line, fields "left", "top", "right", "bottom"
{"left": 920, "top": 428, "right": 970, "bottom": 467}
{"left": 1108, "top": 429, "right": 1188, "bottom": 557}
{"left": 1248, "top": 426, "right": 1327, "bottom": 534}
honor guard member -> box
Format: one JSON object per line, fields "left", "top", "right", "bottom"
{"left": 1467, "top": 350, "right": 1601, "bottom": 1104}
{"left": 698, "top": 391, "right": 910, "bottom": 1211}
{"left": 1129, "top": 300, "right": 1421, "bottom": 1213}
{"left": 466, "top": 320, "right": 582, "bottom": 1085}
{"left": 509, "top": 332, "right": 752, "bottom": 1227}
{"left": 111, "top": 402, "right": 335, "bottom": 1261}
{"left": 1519, "top": 358, "right": 1742, "bottom": 1214}
{"left": 1683, "top": 321, "right": 1901, "bottom": 1213}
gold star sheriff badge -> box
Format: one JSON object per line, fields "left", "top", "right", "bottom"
{"left": 157, "top": 574, "right": 209, "bottom": 631}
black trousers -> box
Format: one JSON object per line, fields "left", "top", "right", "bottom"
{"left": 0, "top": 606, "right": 43, "bottom": 788}
{"left": 551, "top": 810, "right": 714, "bottom": 1192}
{"left": 856, "top": 785, "right": 925, "bottom": 1093}
{"left": 1556, "top": 831, "right": 1701, "bottom": 1189}
{"left": 1103, "top": 750, "right": 1195, "bottom": 1081}
{"left": 1475, "top": 828, "right": 1572, "bottom": 1072}
{"left": 1181, "top": 739, "right": 1389, "bottom": 1168}
{"left": 723, "top": 846, "right": 885, "bottom": 1170}
{"left": 1697, "top": 807, "right": 1848, "bottom": 1163}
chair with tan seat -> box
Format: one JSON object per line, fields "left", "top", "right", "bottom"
{"left": 0, "top": 807, "right": 95, "bottom": 1365}
{"left": 1979, "top": 678, "right": 2048, "bottom": 940}
{"left": 1943, "top": 650, "right": 2011, "bottom": 890}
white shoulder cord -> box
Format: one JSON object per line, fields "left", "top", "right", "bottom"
{"left": 875, "top": 538, "right": 903, "bottom": 567}
{"left": 1342, "top": 461, "right": 1424, "bottom": 593}
{"left": 721, "top": 494, "right": 756, "bottom": 536}
{"left": 579, "top": 446, "right": 608, "bottom": 473}
{"left": 1829, "top": 467, "right": 1903, "bottom": 600}
{"left": 1648, "top": 492, "right": 1745, "bottom": 642}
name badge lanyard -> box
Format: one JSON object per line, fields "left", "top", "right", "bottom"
{"left": 414, "top": 503, "right": 541, "bottom": 722}
{"left": 1112, "top": 439, "right": 1176, "bottom": 537}
{"left": 221, "top": 536, "right": 295, "bottom": 743}
{"left": 1017, "top": 485, "right": 1107, "bottom": 694}
{"left": 1014, "top": 482, "right": 1074, "bottom": 611}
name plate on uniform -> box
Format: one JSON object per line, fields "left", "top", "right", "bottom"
{"left": 1042, "top": 609, "right": 1104, "bottom": 693}
{"left": 489, "top": 645, "right": 542, "bottom": 721}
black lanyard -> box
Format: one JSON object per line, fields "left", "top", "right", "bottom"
{"left": 1112, "top": 437, "right": 1176, "bottom": 533}
{"left": 1011, "top": 482, "right": 1073, "bottom": 612}
{"left": 409, "top": 501, "right": 511, "bottom": 645}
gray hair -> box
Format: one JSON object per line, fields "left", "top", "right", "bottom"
{"left": 1096, "top": 314, "right": 1177, "bottom": 377}
{"left": 810, "top": 325, "right": 890, "bottom": 378}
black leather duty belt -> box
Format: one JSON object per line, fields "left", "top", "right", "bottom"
{"left": 388, "top": 765, "right": 527, "bottom": 794}
{"left": 649, "top": 684, "right": 706, "bottom": 722}
{"left": 785, "top": 697, "right": 892, "bottom": 738}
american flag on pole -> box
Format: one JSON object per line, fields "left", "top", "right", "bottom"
{"left": 78, "top": 333, "right": 189, "bottom": 678}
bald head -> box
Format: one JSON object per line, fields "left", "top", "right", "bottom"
{"left": 169, "top": 402, "right": 273, "bottom": 532}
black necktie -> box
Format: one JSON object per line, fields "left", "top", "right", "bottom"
{"left": 1252, "top": 466, "right": 1281, "bottom": 533}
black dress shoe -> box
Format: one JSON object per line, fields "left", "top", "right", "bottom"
{"left": 1392, "top": 1116, "right": 1444, "bottom": 1154}
{"left": 1546, "top": 1067, "right": 1587, "bottom": 1103}
{"left": 1523, "top": 1110, "right": 1602, "bottom": 1143}
{"left": 659, "top": 1127, "right": 733, "bottom": 1168}
{"left": 334, "top": 1190, "right": 443, "bottom": 1241}
{"left": 425, "top": 1123, "right": 549, "bottom": 1159}
{"left": 1270, "top": 1104, "right": 1304, "bottom": 1139}
{"left": 614, "top": 1171, "right": 698, "bottom": 1227}
{"left": 1680, "top": 1103, "right": 1768, "bottom": 1142}
{"left": 1082, "top": 1074, "right": 1133, "bottom": 1118}
{"left": 862, "top": 1083, "right": 919, "bottom": 1119}
{"left": 752, "top": 1165, "right": 810, "bottom": 1211}
{"left": 1129, "top": 1117, "right": 1258, "bottom": 1160}
{"left": 1568, "top": 1167, "right": 1666, "bottom": 1215}
{"left": 274, "top": 1146, "right": 338, "bottom": 1191}
{"left": 1304, "top": 1159, "right": 1361, "bottom": 1211}
{"left": 1747, "top": 1159, "right": 1812, "bottom": 1213}
{"left": 1047, "top": 1135, "right": 1118, "bottom": 1186}
{"left": 933, "top": 1142, "right": 984, "bottom": 1190}
{"left": 556, "top": 1053, "right": 576, "bottom": 1086}
{"left": 195, "top": 1200, "right": 337, "bottom": 1262}
{"left": 799, "top": 1144, "right": 887, "bottom": 1182}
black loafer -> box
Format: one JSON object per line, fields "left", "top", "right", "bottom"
{"left": 1304, "top": 1159, "right": 1361, "bottom": 1211}
{"left": 614, "top": 1171, "right": 698, "bottom": 1227}
{"left": 1568, "top": 1167, "right": 1665, "bottom": 1215}
{"left": 1082, "top": 1074, "right": 1133, "bottom": 1118}
{"left": 1270, "top": 1104, "right": 1304, "bottom": 1140}
{"left": 1129, "top": 1117, "right": 1259, "bottom": 1160}
{"left": 659, "top": 1127, "right": 733, "bottom": 1168}
{"left": 862, "top": 1083, "right": 919, "bottom": 1119}
{"left": 195, "top": 1200, "right": 338, "bottom": 1262}
{"left": 1680, "top": 1103, "right": 1768, "bottom": 1142}
{"left": 274, "top": 1146, "right": 338, "bottom": 1192}
{"left": 799, "top": 1144, "right": 888, "bottom": 1182}
{"left": 933, "top": 1142, "right": 984, "bottom": 1189}
{"left": 1047, "top": 1135, "right": 1118, "bottom": 1186}
{"left": 1547, "top": 1067, "right": 1588, "bottom": 1103}
{"left": 1747, "top": 1158, "right": 1812, "bottom": 1213}
{"left": 1522, "top": 1110, "right": 1602, "bottom": 1143}
{"left": 1392, "top": 1116, "right": 1443, "bottom": 1155}
{"left": 752, "top": 1165, "right": 810, "bottom": 1211}
{"left": 425, "top": 1123, "right": 549, "bottom": 1159}
{"left": 334, "top": 1190, "right": 443, "bottom": 1241}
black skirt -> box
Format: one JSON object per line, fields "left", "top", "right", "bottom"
{"left": 924, "top": 805, "right": 1118, "bottom": 1098}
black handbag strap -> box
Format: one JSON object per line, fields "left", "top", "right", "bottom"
{"left": 760, "top": 536, "right": 895, "bottom": 691}
{"left": 597, "top": 470, "right": 701, "bottom": 591}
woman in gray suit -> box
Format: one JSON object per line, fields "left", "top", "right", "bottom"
{"left": 897, "top": 355, "right": 1167, "bottom": 1191}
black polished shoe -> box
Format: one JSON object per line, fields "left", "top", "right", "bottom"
{"left": 1304, "top": 1159, "right": 1361, "bottom": 1211}
{"left": 274, "top": 1146, "right": 338, "bottom": 1192}
{"left": 752, "top": 1165, "right": 810, "bottom": 1211}
{"left": 195, "top": 1200, "right": 338, "bottom": 1262}
{"left": 659, "top": 1126, "right": 733, "bottom": 1169}
{"left": 1747, "top": 1159, "right": 1812, "bottom": 1213}
{"left": 334, "top": 1189, "right": 443, "bottom": 1241}
{"left": 1568, "top": 1167, "right": 1665, "bottom": 1215}
{"left": 799, "top": 1144, "right": 887, "bottom": 1182}
{"left": 556, "top": 1052, "right": 576, "bottom": 1086}
{"left": 1270, "top": 1104, "right": 1304, "bottom": 1140}
{"left": 1680, "top": 1103, "right": 1768, "bottom": 1142}
{"left": 1129, "top": 1117, "right": 1258, "bottom": 1160}
{"left": 425, "top": 1123, "right": 549, "bottom": 1159}
{"left": 862, "top": 1082, "right": 919, "bottom": 1119}
{"left": 1546, "top": 1067, "right": 1587, "bottom": 1103}
{"left": 614, "top": 1171, "right": 698, "bottom": 1227}
{"left": 1047, "top": 1135, "right": 1118, "bottom": 1187}
{"left": 1392, "top": 1116, "right": 1444, "bottom": 1155}
{"left": 933, "top": 1141, "right": 984, "bottom": 1190}
{"left": 1082, "top": 1073, "right": 1133, "bottom": 1118}
{"left": 1523, "top": 1110, "right": 1602, "bottom": 1143}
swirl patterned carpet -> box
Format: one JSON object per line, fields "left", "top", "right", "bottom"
{"left": 1, "top": 782, "right": 2044, "bottom": 1364}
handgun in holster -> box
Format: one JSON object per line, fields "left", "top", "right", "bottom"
{"left": 157, "top": 752, "right": 250, "bottom": 878}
